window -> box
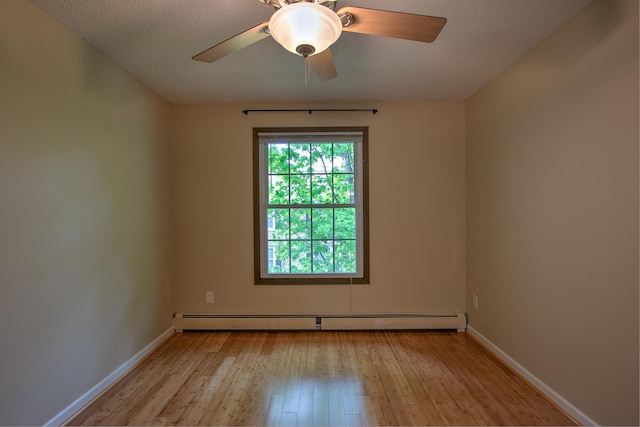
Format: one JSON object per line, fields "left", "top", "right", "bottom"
{"left": 254, "top": 127, "right": 369, "bottom": 284}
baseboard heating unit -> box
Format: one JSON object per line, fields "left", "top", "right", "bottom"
{"left": 174, "top": 313, "right": 466, "bottom": 332}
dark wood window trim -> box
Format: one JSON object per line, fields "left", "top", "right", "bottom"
{"left": 253, "top": 126, "right": 369, "bottom": 285}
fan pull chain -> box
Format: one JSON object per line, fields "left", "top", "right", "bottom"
{"left": 304, "top": 57, "right": 309, "bottom": 86}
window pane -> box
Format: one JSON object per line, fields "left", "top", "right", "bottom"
{"left": 268, "top": 143, "right": 289, "bottom": 174}
{"left": 313, "top": 240, "right": 334, "bottom": 272}
{"left": 334, "top": 240, "right": 356, "bottom": 273}
{"left": 269, "top": 175, "right": 289, "bottom": 204}
{"left": 290, "top": 144, "right": 311, "bottom": 174}
{"left": 334, "top": 208, "right": 356, "bottom": 239}
{"left": 312, "top": 174, "right": 333, "bottom": 204}
{"left": 290, "top": 208, "right": 311, "bottom": 240}
{"left": 333, "top": 143, "right": 354, "bottom": 173}
{"left": 291, "top": 241, "right": 312, "bottom": 273}
{"left": 268, "top": 208, "right": 289, "bottom": 240}
{"left": 312, "top": 208, "right": 333, "bottom": 239}
{"left": 311, "top": 143, "right": 333, "bottom": 173}
{"left": 268, "top": 241, "right": 290, "bottom": 273}
{"left": 290, "top": 174, "right": 311, "bottom": 205}
{"left": 333, "top": 173, "right": 354, "bottom": 204}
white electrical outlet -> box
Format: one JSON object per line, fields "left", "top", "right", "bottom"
{"left": 206, "top": 291, "right": 214, "bottom": 304}
{"left": 473, "top": 295, "right": 479, "bottom": 309}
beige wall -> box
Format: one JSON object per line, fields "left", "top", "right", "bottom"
{"left": 466, "top": 0, "right": 639, "bottom": 425}
{"left": 0, "top": 1, "right": 173, "bottom": 425}
{"left": 171, "top": 102, "right": 466, "bottom": 316}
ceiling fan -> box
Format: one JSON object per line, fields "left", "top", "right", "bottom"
{"left": 192, "top": 0, "right": 447, "bottom": 81}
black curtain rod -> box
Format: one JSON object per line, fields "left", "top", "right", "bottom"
{"left": 242, "top": 109, "right": 378, "bottom": 115}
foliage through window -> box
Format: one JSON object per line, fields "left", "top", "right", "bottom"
{"left": 254, "top": 127, "right": 369, "bottom": 284}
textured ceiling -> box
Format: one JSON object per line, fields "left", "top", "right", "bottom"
{"left": 30, "top": 0, "right": 594, "bottom": 104}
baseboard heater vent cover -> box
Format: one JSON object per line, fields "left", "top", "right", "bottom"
{"left": 174, "top": 313, "right": 466, "bottom": 332}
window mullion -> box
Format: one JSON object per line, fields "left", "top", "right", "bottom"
{"left": 331, "top": 143, "right": 335, "bottom": 273}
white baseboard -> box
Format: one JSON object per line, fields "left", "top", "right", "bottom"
{"left": 44, "top": 327, "right": 175, "bottom": 427}
{"left": 466, "top": 326, "right": 597, "bottom": 426}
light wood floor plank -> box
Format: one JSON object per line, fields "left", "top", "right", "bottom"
{"left": 66, "top": 331, "right": 578, "bottom": 426}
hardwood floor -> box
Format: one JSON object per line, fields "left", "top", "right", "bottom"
{"left": 67, "top": 331, "right": 578, "bottom": 426}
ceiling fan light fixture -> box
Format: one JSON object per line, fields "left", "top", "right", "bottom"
{"left": 269, "top": 2, "right": 342, "bottom": 57}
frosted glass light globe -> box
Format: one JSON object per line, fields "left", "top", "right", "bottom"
{"left": 269, "top": 2, "right": 342, "bottom": 57}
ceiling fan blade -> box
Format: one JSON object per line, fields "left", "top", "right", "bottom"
{"left": 337, "top": 7, "right": 446, "bottom": 43}
{"left": 193, "top": 22, "right": 270, "bottom": 63}
{"left": 307, "top": 48, "right": 337, "bottom": 82}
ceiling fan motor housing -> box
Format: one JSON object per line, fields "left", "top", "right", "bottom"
{"left": 263, "top": 0, "right": 338, "bottom": 11}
